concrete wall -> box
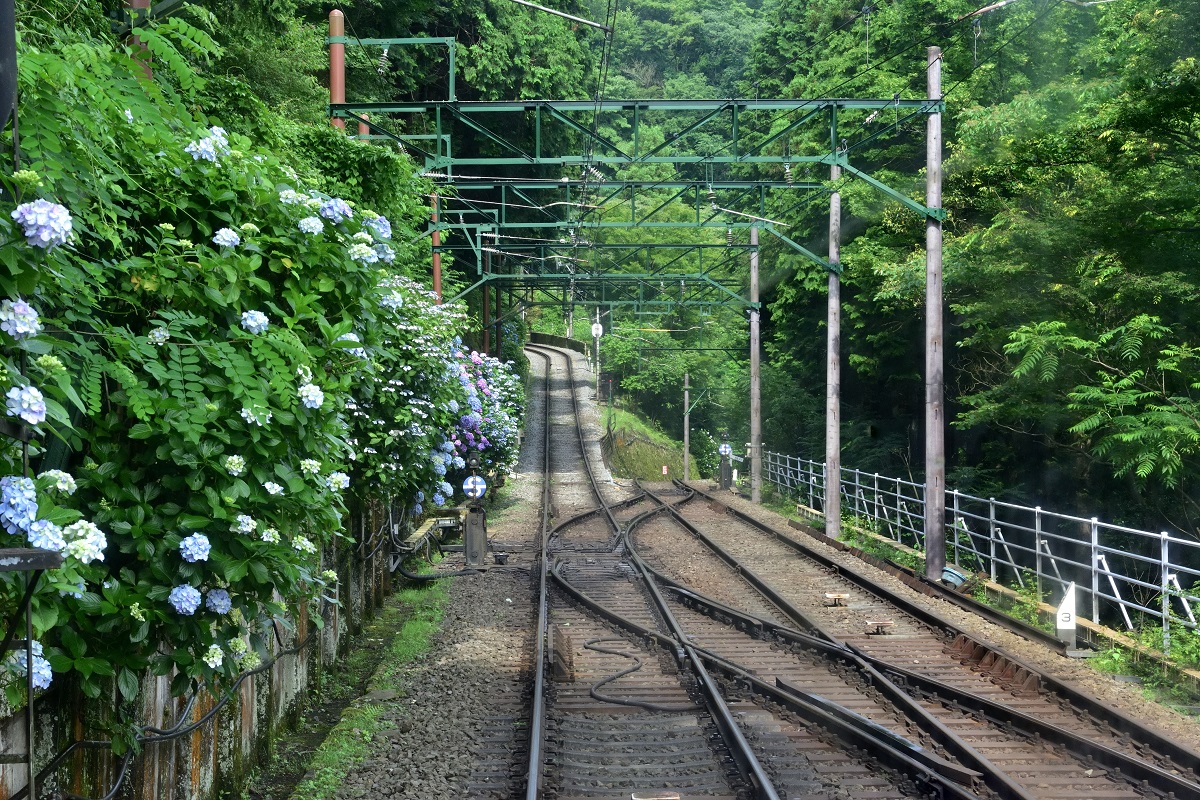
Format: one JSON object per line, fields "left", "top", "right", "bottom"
{"left": 0, "top": 500, "right": 394, "bottom": 800}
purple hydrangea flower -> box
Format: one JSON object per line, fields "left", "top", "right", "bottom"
{"left": 168, "top": 584, "right": 202, "bottom": 615}
{"left": 212, "top": 228, "right": 240, "bottom": 248}
{"left": 6, "top": 385, "right": 46, "bottom": 426}
{"left": 205, "top": 588, "right": 232, "bottom": 614}
{"left": 11, "top": 199, "right": 72, "bottom": 248}
{"left": 0, "top": 299, "right": 42, "bottom": 339}
{"left": 318, "top": 198, "right": 353, "bottom": 223}
{"left": 179, "top": 533, "right": 211, "bottom": 563}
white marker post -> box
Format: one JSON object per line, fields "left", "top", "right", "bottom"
{"left": 1057, "top": 582, "right": 1077, "bottom": 650}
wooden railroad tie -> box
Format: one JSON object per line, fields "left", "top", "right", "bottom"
{"left": 824, "top": 592, "right": 849, "bottom": 606}
{"left": 865, "top": 619, "right": 894, "bottom": 635}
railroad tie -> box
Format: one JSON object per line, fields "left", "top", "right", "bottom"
{"left": 550, "top": 624, "right": 575, "bottom": 682}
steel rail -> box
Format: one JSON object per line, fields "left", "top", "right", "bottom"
{"left": 522, "top": 346, "right": 553, "bottom": 800}
{"left": 681, "top": 482, "right": 1200, "bottom": 782}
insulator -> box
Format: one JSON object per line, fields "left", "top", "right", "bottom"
{"left": 783, "top": 162, "right": 794, "bottom": 185}
{"left": 377, "top": 47, "right": 390, "bottom": 75}
{"left": 726, "top": 227, "right": 734, "bottom": 246}
{"left": 706, "top": 188, "right": 717, "bottom": 207}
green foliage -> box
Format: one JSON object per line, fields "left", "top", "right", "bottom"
{"left": 0, "top": 25, "right": 523, "bottom": 738}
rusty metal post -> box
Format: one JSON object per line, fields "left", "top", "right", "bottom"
{"left": 329, "top": 10, "right": 346, "bottom": 130}
{"left": 357, "top": 113, "right": 370, "bottom": 138}
{"left": 126, "top": 0, "right": 152, "bottom": 77}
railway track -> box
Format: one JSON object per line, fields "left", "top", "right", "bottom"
{"left": 628, "top": 479, "right": 1200, "bottom": 800}
{"left": 521, "top": 345, "right": 987, "bottom": 800}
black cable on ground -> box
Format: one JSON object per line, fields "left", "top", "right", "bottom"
{"left": 584, "top": 638, "right": 701, "bottom": 712}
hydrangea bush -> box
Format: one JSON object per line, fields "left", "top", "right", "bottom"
{"left": 0, "top": 35, "right": 524, "bottom": 743}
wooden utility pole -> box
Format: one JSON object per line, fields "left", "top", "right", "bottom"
{"left": 683, "top": 373, "right": 690, "bottom": 483}
{"left": 328, "top": 11, "right": 345, "bottom": 130}
{"left": 826, "top": 160, "right": 842, "bottom": 538}
{"left": 750, "top": 227, "right": 762, "bottom": 503}
{"left": 126, "top": 0, "right": 152, "bottom": 77}
{"left": 924, "top": 47, "right": 946, "bottom": 580}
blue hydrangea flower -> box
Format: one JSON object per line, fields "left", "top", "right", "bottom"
{"left": 412, "top": 502, "right": 423, "bottom": 515}
{"left": 279, "top": 189, "right": 305, "bottom": 205}
{"left": 439, "top": 441, "right": 455, "bottom": 453}
{"left": 432, "top": 461, "right": 446, "bottom": 476}
{"left": 453, "top": 456, "right": 465, "bottom": 470}
{"left": 439, "top": 481, "right": 453, "bottom": 496}
{"left": 0, "top": 299, "right": 41, "bottom": 339}
{"left": 179, "top": 533, "right": 211, "bottom": 563}
{"left": 168, "top": 585, "right": 202, "bottom": 615}
{"left": 149, "top": 327, "right": 170, "bottom": 346}
{"left": 0, "top": 476, "right": 37, "bottom": 534}
{"left": 27, "top": 519, "right": 65, "bottom": 552}
{"left": 298, "top": 383, "right": 324, "bottom": 409}
{"left": 469, "top": 396, "right": 483, "bottom": 412}
{"left": 374, "top": 243, "right": 396, "bottom": 263}
{"left": 11, "top": 199, "right": 72, "bottom": 248}
{"left": 298, "top": 216, "right": 324, "bottom": 235}
{"left": 416, "top": 490, "right": 425, "bottom": 502}
{"left": 184, "top": 127, "right": 230, "bottom": 162}
{"left": 205, "top": 588, "right": 232, "bottom": 614}
{"left": 318, "top": 198, "right": 353, "bottom": 223}
{"left": 325, "top": 471, "right": 350, "bottom": 491}
{"left": 432, "top": 492, "right": 446, "bottom": 506}
{"left": 447, "top": 399, "right": 460, "bottom": 413}
{"left": 6, "top": 384, "right": 46, "bottom": 425}
{"left": 233, "top": 514, "right": 257, "bottom": 535}
{"left": 366, "top": 215, "right": 392, "bottom": 239}
{"left": 63, "top": 521, "right": 106, "bottom": 563}
{"left": 240, "top": 310, "right": 269, "bottom": 334}
{"left": 212, "top": 228, "right": 240, "bottom": 248}
{"left": 380, "top": 292, "right": 403, "bottom": 310}
{"left": 7, "top": 640, "right": 53, "bottom": 690}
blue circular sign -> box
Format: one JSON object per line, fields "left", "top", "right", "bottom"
{"left": 718, "top": 443, "right": 732, "bottom": 456}
{"left": 463, "top": 475, "right": 488, "bottom": 499}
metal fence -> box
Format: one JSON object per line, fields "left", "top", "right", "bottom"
{"left": 763, "top": 451, "right": 1200, "bottom": 651}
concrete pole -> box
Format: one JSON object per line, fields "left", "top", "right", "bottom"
{"left": 483, "top": 251, "right": 492, "bottom": 355}
{"left": 826, "top": 162, "right": 842, "bottom": 538}
{"left": 593, "top": 307, "right": 601, "bottom": 398}
{"left": 750, "top": 227, "right": 762, "bottom": 503}
{"left": 924, "top": 46, "right": 946, "bottom": 581}
{"left": 684, "top": 373, "right": 690, "bottom": 483}
{"left": 431, "top": 194, "right": 442, "bottom": 303}
{"left": 329, "top": 11, "right": 346, "bottom": 130}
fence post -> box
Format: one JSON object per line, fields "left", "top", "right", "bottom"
{"left": 1035, "top": 506, "right": 1043, "bottom": 602}
{"left": 1090, "top": 518, "right": 1099, "bottom": 624}
{"left": 951, "top": 490, "right": 960, "bottom": 567}
{"left": 1162, "top": 531, "right": 1171, "bottom": 658}
{"left": 874, "top": 472, "right": 880, "bottom": 524}
{"left": 989, "top": 497, "right": 997, "bottom": 583}
{"left": 807, "top": 458, "right": 814, "bottom": 509}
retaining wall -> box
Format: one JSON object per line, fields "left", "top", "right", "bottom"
{"left": 1, "top": 500, "right": 394, "bottom": 800}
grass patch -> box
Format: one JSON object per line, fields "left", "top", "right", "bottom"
{"left": 604, "top": 405, "right": 698, "bottom": 481}
{"left": 287, "top": 581, "right": 448, "bottom": 800}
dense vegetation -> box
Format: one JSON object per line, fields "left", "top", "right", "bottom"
{"left": 2, "top": 0, "right": 1197, "bottom": 755}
